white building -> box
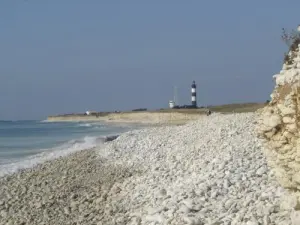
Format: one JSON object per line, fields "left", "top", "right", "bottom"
{"left": 169, "top": 100, "right": 175, "bottom": 109}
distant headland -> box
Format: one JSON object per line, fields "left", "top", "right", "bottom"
{"left": 47, "top": 102, "right": 266, "bottom": 124}
{"left": 47, "top": 79, "right": 267, "bottom": 124}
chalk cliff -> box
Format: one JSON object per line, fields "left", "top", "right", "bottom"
{"left": 257, "top": 37, "right": 300, "bottom": 208}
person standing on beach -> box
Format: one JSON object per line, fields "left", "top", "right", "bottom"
{"left": 206, "top": 109, "right": 212, "bottom": 116}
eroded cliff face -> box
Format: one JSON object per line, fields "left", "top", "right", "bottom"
{"left": 257, "top": 43, "right": 300, "bottom": 198}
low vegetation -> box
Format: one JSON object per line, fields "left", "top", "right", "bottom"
{"left": 281, "top": 27, "right": 300, "bottom": 65}
{"left": 49, "top": 102, "right": 266, "bottom": 118}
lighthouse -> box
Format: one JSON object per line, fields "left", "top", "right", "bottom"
{"left": 191, "top": 81, "right": 197, "bottom": 108}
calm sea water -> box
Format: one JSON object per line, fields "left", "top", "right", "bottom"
{"left": 0, "top": 120, "right": 139, "bottom": 177}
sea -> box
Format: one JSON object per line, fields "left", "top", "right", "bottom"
{"left": 0, "top": 120, "right": 141, "bottom": 177}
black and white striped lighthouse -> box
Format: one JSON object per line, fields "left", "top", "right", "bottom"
{"left": 191, "top": 81, "right": 197, "bottom": 108}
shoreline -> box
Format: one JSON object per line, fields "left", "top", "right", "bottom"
{"left": 0, "top": 113, "right": 294, "bottom": 225}
{"left": 0, "top": 134, "right": 121, "bottom": 178}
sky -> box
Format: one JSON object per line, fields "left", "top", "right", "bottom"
{"left": 0, "top": 1, "right": 300, "bottom": 120}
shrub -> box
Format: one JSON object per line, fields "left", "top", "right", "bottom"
{"left": 132, "top": 108, "right": 147, "bottom": 112}
{"left": 281, "top": 27, "right": 300, "bottom": 65}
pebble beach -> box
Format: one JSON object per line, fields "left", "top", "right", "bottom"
{"left": 0, "top": 113, "right": 296, "bottom": 225}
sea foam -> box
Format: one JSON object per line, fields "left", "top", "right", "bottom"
{"left": 0, "top": 135, "right": 116, "bottom": 177}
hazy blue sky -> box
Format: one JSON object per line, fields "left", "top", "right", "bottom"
{"left": 0, "top": 1, "right": 299, "bottom": 120}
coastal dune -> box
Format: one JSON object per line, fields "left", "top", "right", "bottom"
{"left": 47, "top": 111, "right": 204, "bottom": 125}
{"left": 0, "top": 113, "right": 296, "bottom": 225}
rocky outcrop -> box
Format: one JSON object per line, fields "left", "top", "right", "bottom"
{"left": 257, "top": 42, "right": 300, "bottom": 205}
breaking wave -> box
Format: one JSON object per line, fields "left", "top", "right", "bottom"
{"left": 0, "top": 135, "right": 117, "bottom": 177}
